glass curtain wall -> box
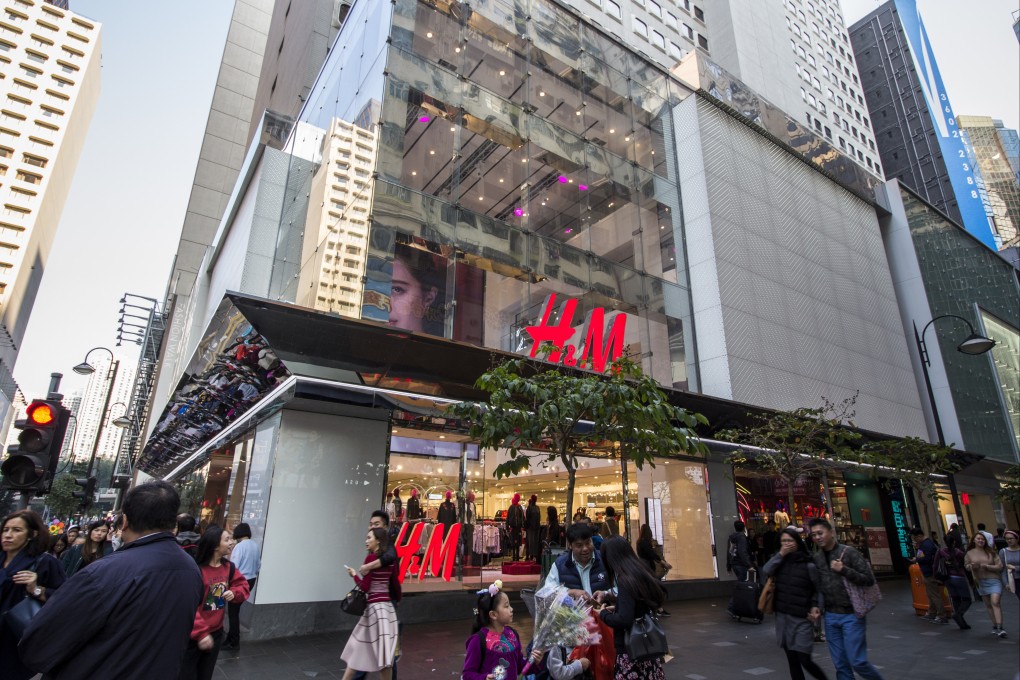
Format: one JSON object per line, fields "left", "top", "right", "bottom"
{"left": 273, "top": 0, "right": 699, "bottom": 391}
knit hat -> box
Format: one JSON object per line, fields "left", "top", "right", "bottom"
{"left": 1005, "top": 530, "right": 1019, "bottom": 540}
{"left": 410, "top": 488, "right": 418, "bottom": 497}
{"left": 446, "top": 491, "right": 452, "bottom": 500}
{"left": 512, "top": 493, "right": 521, "bottom": 505}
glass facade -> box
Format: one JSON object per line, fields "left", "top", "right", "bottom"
{"left": 901, "top": 186, "right": 1020, "bottom": 462}
{"left": 267, "top": 0, "right": 698, "bottom": 391}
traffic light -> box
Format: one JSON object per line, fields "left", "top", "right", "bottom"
{"left": 1, "top": 399, "right": 70, "bottom": 494}
{"left": 72, "top": 476, "right": 97, "bottom": 509}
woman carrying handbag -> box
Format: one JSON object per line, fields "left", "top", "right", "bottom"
{"left": 760, "top": 528, "right": 828, "bottom": 680}
{"left": 1, "top": 510, "right": 65, "bottom": 680}
{"left": 597, "top": 536, "right": 667, "bottom": 680}
{"left": 341, "top": 527, "right": 400, "bottom": 680}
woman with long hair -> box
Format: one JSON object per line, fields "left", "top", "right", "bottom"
{"left": 760, "top": 528, "right": 828, "bottom": 680}
{"left": 598, "top": 536, "right": 666, "bottom": 680}
{"left": 61, "top": 519, "right": 111, "bottom": 577}
{"left": 1, "top": 510, "right": 66, "bottom": 680}
{"left": 180, "top": 524, "right": 250, "bottom": 680}
{"left": 544, "top": 506, "right": 563, "bottom": 547}
{"left": 341, "top": 527, "right": 400, "bottom": 680}
{"left": 938, "top": 533, "right": 972, "bottom": 629}
{"left": 47, "top": 533, "right": 69, "bottom": 560}
{"left": 964, "top": 532, "right": 1006, "bottom": 637}
{"left": 636, "top": 524, "right": 671, "bottom": 618}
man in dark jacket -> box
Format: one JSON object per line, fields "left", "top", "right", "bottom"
{"left": 910, "top": 527, "right": 948, "bottom": 622}
{"left": 808, "top": 518, "right": 885, "bottom": 680}
{"left": 19, "top": 481, "right": 203, "bottom": 680}
{"left": 175, "top": 513, "right": 201, "bottom": 558}
{"left": 725, "top": 520, "right": 754, "bottom": 618}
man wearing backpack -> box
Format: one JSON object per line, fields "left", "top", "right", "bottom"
{"left": 910, "top": 528, "right": 948, "bottom": 623}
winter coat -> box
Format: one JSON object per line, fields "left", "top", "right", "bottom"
{"left": 762, "top": 551, "right": 820, "bottom": 618}
{"left": 19, "top": 532, "right": 203, "bottom": 680}
{"left": 811, "top": 543, "right": 876, "bottom": 615}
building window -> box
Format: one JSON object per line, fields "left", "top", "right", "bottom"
{"left": 666, "top": 12, "right": 678, "bottom": 30}
{"left": 698, "top": 34, "right": 708, "bottom": 49}
{"left": 606, "top": 0, "right": 621, "bottom": 19}
{"left": 16, "top": 170, "right": 41, "bottom": 184}
{"left": 694, "top": 5, "right": 704, "bottom": 21}
{"left": 651, "top": 30, "right": 665, "bottom": 50}
{"left": 633, "top": 17, "right": 648, "bottom": 38}
{"left": 648, "top": 0, "right": 661, "bottom": 18}
{"left": 669, "top": 42, "right": 684, "bottom": 59}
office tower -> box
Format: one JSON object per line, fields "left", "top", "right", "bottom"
{"left": 153, "top": 0, "right": 340, "bottom": 438}
{"left": 0, "top": 0, "right": 100, "bottom": 422}
{"left": 568, "top": 0, "right": 707, "bottom": 68}
{"left": 958, "top": 116, "right": 1020, "bottom": 249}
{"left": 850, "top": 0, "right": 1001, "bottom": 251}
{"left": 71, "top": 354, "right": 135, "bottom": 468}
{"left": 706, "top": 0, "right": 883, "bottom": 177}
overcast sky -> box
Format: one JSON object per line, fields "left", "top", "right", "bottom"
{"left": 12, "top": 0, "right": 1020, "bottom": 402}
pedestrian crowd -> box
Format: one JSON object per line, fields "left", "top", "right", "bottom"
{"left": 1, "top": 480, "right": 261, "bottom": 680}
{"left": 3, "top": 490, "right": 1017, "bottom": 680}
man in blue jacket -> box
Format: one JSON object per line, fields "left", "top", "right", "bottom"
{"left": 19, "top": 481, "right": 203, "bottom": 679}
{"left": 544, "top": 522, "right": 611, "bottom": 600}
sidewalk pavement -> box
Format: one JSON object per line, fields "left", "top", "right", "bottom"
{"left": 213, "top": 580, "right": 1019, "bottom": 679}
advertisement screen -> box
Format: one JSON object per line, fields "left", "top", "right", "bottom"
{"left": 894, "top": 0, "right": 998, "bottom": 250}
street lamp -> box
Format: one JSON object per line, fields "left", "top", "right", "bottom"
{"left": 72, "top": 347, "right": 120, "bottom": 479}
{"left": 913, "top": 314, "right": 996, "bottom": 535}
{"left": 72, "top": 347, "right": 114, "bottom": 376}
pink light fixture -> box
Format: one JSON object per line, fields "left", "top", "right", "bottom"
{"left": 418, "top": 116, "right": 430, "bottom": 123}
{"left": 578, "top": 184, "right": 588, "bottom": 191}
{"left": 557, "top": 176, "right": 568, "bottom": 183}
{"left": 513, "top": 208, "right": 524, "bottom": 217}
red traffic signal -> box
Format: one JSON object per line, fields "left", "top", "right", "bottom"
{"left": 26, "top": 401, "right": 56, "bottom": 426}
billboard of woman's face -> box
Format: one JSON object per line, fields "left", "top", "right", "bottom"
{"left": 386, "top": 242, "right": 447, "bottom": 335}
{"left": 388, "top": 255, "right": 438, "bottom": 333}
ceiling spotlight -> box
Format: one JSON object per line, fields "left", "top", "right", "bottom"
{"left": 426, "top": 32, "right": 433, "bottom": 38}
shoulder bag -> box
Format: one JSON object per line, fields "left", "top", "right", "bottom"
{"left": 839, "top": 547, "right": 881, "bottom": 618}
{"left": 3, "top": 556, "right": 44, "bottom": 639}
{"left": 625, "top": 610, "right": 668, "bottom": 662}
{"left": 341, "top": 585, "right": 367, "bottom": 616}
{"left": 757, "top": 576, "right": 776, "bottom": 615}
{"left": 653, "top": 559, "right": 672, "bottom": 580}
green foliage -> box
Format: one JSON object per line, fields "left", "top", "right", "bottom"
{"left": 855, "top": 436, "right": 959, "bottom": 534}
{"left": 857, "top": 437, "right": 959, "bottom": 503}
{"left": 717, "top": 395, "right": 862, "bottom": 513}
{"left": 447, "top": 356, "right": 708, "bottom": 522}
{"left": 994, "top": 464, "right": 1020, "bottom": 518}
{"left": 44, "top": 474, "right": 81, "bottom": 520}
{"left": 176, "top": 479, "right": 206, "bottom": 517}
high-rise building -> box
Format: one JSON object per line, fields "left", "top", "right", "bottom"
{"left": 151, "top": 0, "right": 340, "bottom": 443}
{"left": 706, "top": 0, "right": 884, "bottom": 177}
{"left": 567, "top": 0, "right": 707, "bottom": 68}
{"left": 0, "top": 1, "right": 100, "bottom": 422}
{"left": 958, "top": 116, "right": 1020, "bottom": 249}
{"left": 849, "top": 0, "right": 1001, "bottom": 251}
{"left": 71, "top": 354, "right": 135, "bottom": 471}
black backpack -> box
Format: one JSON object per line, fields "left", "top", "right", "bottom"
{"left": 932, "top": 549, "right": 950, "bottom": 583}
{"left": 180, "top": 542, "right": 199, "bottom": 560}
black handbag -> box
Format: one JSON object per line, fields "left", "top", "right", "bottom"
{"left": 625, "top": 611, "right": 668, "bottom": 662}
{"left": 2, "top": 557, "right": 43, "bottom": 639}
{"left": 340, "top": 586, "right": 367, "bottom": 617}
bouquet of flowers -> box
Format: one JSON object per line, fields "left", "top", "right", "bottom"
{"left": 48, "top": 519, "right": 65, "bottom": 536}
{"left": 522, "top": 583, "right": 602, "bottom": 675}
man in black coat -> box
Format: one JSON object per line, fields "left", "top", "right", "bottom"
{"left": 19, "top": 481, "right": 203, "bottom": 680}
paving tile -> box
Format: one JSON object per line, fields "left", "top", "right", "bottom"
{"left": 742, "top": 668, "right": 775, "bottom": 675}
{"left": 711, "top": 641, "right": 737, "bottom": 646}
{"left": 962, "top": 649, "right": 987, "bottom": 655}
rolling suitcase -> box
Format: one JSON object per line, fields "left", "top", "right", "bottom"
{"left": 731, "top": 571, "right": 763, "bottom": 623}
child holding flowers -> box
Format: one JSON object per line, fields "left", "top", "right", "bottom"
{"left": 463, "top": 580, "right": 544, "bottom": 680}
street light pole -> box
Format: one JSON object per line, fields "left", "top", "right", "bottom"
{"left": 912, "top": 315, "right": 996, "bottom": 537}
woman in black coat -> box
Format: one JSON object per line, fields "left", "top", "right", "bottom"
{"left": 598, "top": 536, "right": 666, "bottom": 680}
{"left": 1, "top": 510, "right": 66, "bottom": 680}
{"left": 760, "top": 528, "right": 828, "bottom": 680}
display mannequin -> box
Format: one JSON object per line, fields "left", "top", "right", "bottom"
{"left": 525, "top": 494, "right": 541, "bottom": 561}
{"left": 407, "top": 488, "right": 423, "bottom": 521}
{"left": 464, "top": 491, "right": 476, "bottom": 525}
{"left": 386, "top": 492, "right": 397, "bottom": 522}
{"left": 437, "top": 491, "right": 457, "bottom": 538}
{"left": 462, "top": 491, "right": 477, "bottom": 565}
{"left": 506, "top": 493, "right": 525, "bottom": 561}
{"left": 391, "top": 488, "right": 403, "bottom": 521}
{"left": 774, "top": 501, "right": 791, "bottom": 528}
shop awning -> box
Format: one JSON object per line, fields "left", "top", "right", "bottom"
{"left": 138, "top": 292, "right": 992, "bottom": 480}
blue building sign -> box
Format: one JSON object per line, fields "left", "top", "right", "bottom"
{"left": 894, "top": 0, "right": 999, "bottom": 250}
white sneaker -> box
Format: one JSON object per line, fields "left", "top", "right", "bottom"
{"left": 996, "top": 629, "right": 1007, "bottom": 638}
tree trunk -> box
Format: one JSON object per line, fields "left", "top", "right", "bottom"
{"left": 563, "top": 451, "right": 576, "bottom": 525}
{"left": 787, "top": 477, "right": 796, "bottom": 528}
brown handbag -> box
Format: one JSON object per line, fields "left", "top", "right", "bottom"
{"left": 758, "top": 576, "right": 776, "bottom": 614}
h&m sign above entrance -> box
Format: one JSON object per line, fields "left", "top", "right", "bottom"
{"left": 523, "top": 293, "right": 627, "bottom": 373}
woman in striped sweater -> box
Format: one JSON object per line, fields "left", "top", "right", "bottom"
{"left": 342, "top": 528, "right": 400, "bottom": 679}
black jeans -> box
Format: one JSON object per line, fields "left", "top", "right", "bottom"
{"left": 180, "top": 628, "right": 224, "bottom": 680}
{"left": 225, "top": 578, "right": 256, "bottom": 646}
